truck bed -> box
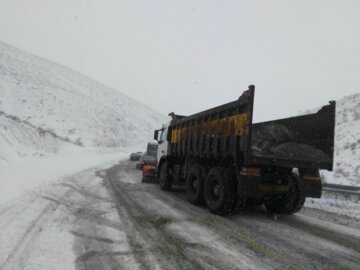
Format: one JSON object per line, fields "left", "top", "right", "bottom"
{"left": 168, "top": 86, "right": 335, "bottom": 171}
{"left": 245, "top": 103, "right": 336, "bottom": 170}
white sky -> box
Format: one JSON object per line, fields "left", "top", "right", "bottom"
{"left": 0, "top": 0, "right": 359, "bottom": 122}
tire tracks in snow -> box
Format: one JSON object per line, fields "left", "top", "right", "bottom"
{"left": 104, "top": 165, "right": 206, "bottom": 270}
{"left": 0, "top": 199, "right": 59, "bottom": 270}
{"left": 164, "top": 188, "right": 360, "bottom": 269}
{"left": 0, "top": 162, "right": 130, "bottom": 270}
{"left": 158, "top": 183, "right": 360, "bottom": 269}
{"left": 117, "top": 162, "right": 297, "bottom": 269}
{"left": 104, "top": 164, "right": 284, "bottom": 270}
{"left": 0, "top": 181, "right": 73, "bottom": 270}
{"left": 0, "top": 200, "right": 33, "bottom": 231}
{"left": 64, "top": 179, "right": 129, "bottom": 270}
{"left": 103, "top": 161, "right": 360, "bottom": 270}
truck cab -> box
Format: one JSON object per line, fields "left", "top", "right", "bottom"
{"left": 154, "top": 123, "right": 170, "bottom": 164}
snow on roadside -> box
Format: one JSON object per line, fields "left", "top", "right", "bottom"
{"left": 0, "top": 159, "right": 139, "bottom": 270}
{"left": 302, "top": 92, "right": 360, "bottom": 187}
{"left": 0, "top": 147, "right": 127, "bottom": 206}
{"left": 305, "top": 193, "right": 360, "bottom": 220}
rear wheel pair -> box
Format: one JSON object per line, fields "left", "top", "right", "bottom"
{"left": 160, "top": 161, "right": 305, "bottom": 216}
{"left": 186, "top": 166, "right": 244, "bottom": 216}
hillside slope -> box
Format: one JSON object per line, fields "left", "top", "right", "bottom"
{"left": 328, "top": 93, "right": 360, "bottom": 186}
{"left": 0, "top": 41, "right": 166, "bottom": 158}
{"left": 298, "top": 93, "right": 360, "bottom": 186}
{"left": 0, "top": 110, "right": 82, "bottom": 161}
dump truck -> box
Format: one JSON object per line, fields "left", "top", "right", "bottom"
{"left": 153, "top": 85, "right": 335, "bottom": 216}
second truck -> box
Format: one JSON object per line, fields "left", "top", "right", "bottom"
{"left": 153, "top": 85, "right": 336, "bottom": 216}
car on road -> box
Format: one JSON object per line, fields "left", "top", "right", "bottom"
{"left": 130, "top": 152, "right": 143, "bottom": 161}
{"left": 136, "top": 154, "right": 157, "bottom": 170}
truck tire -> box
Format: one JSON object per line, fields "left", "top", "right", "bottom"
{"left": 287, "top": 173, "right": 305, "bottom": 214}
{"left": 186, "top": 165, "right": 207, "bottom": 205}
{"left": 159, "top": 161, "right": 172, "bottom": 191}
{"left": 264, "top": 174, "right": 295, "bottom": 215}
{"left": 204, "top": 167, "right": 237, "bottom": 216}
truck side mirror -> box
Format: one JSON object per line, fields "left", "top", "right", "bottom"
{"left": 154, "top": 130, "right": 160, "bottom": 141}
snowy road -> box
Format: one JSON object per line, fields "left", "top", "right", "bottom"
{"left": 1, "top": 159, "right": 359, "bottom": 270}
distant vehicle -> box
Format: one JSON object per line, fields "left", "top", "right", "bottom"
{"left": 130, "top": 152, "right": 143, "bottom": 161}
{"left": 136, "top": 154, "right": 157, "bottom": 170}
{"left": 146, "top": 142, "right": 158, "bottom": 157}
{"left": 135, "top": 155, "right": 143, "bottom": 169}
{"left": 153, "top": 85, "right": 336, "bottom": 216}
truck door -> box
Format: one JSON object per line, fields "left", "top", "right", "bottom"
{"left": 157, "top": 124, "right": 169, "bottom": 162}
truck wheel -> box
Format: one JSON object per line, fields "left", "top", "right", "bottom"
{"left": 159, "top": 161, "right": 172, "bottom": 191}
{"left": 186, "top": 165, "right": 207, "bottom": 205}
{"left": 287, "top": 173, "right": 305, "bottom": 214}
{"left": 204, "top": 167, "right": 236, "bottom": 216}
{"left": 264, "top": 174, "right": 295, "bottom": 215}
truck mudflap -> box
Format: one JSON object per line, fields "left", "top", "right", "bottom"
{"left": 303, "top": 179, "right": 322, "bottom": 198}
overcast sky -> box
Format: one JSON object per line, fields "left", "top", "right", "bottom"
{"left": 0, "top": 0, "right": 359, "bottom": 122}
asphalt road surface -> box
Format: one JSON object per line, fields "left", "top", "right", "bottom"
{"left": 101, "top": 160, "right": 360, "bottom": 270}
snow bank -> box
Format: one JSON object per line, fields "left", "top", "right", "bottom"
{"left": 321, "top": 93, "right": 360, "bottom": 186}
{"left": 0, "top": 148, "right": 126, "bottom": 205}
{"left": 302, "top": 93, "right": 360, "bottom": 186}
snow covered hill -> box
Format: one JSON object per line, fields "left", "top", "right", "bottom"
{"left": 300, "top": 93, "right": 360, "bottom": 186}
{"left": 0, "top": 41, "right": 167, "bottom": 159}
{"left": 327, "top": 93, "right": 360, "bottom": 186}
{"left": 0, "top": 111, "right": 76, "bottom": 161}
